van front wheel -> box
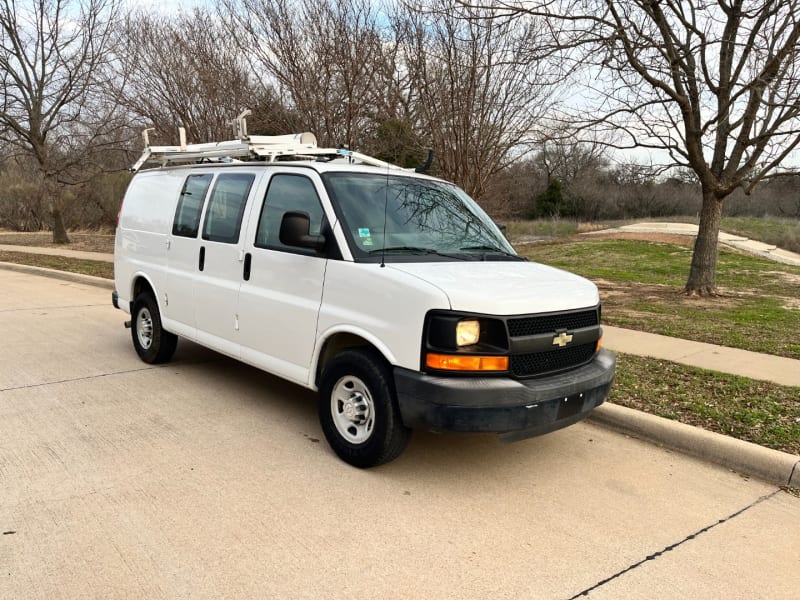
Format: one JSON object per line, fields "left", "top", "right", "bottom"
{"left": 319, "top": 349, "right": 410, "bottom": 468}
{"left": 131, "top": 292, "right": 177, "bottom": 364}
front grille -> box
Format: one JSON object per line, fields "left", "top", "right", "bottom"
{"left": 511, "top": 343, "right": 597, "bottom": 378}
{"left": 506, "top": 307, "right": 600, "bottom": 378}
{"left": 507, "top": 309, "right": 598, "bottom": 338}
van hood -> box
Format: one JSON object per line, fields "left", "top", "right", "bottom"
{"left": 387, "top": 261, "right": 599, "bottom": 315}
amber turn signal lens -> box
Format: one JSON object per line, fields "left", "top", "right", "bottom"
{"left": 425, "top": 353, "right": 509, "bottom": 371}
{"left": 596, "top": 336, "right": 603, "bottom": 351}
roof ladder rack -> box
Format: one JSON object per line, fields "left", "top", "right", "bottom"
{"left": 130, "top": 114, "right": 412, "bottom": 173}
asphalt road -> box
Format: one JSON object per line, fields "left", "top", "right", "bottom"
{"left": 1, "top": 270, "right": 798, "bottom": 599}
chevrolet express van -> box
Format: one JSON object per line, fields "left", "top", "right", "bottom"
{"left": 113, "top": 135, "right": 615, "bottom": 467}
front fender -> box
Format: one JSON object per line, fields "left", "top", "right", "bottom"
{"left": 309, "top": 324, "right": 399, "bottom": 391}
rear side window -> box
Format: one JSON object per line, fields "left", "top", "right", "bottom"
{"left": 202, "top": 173, "right": 256, "bottom": 244}
{"left": 173, "top": 174, "right": 212, "bottom": 237}
{"left": 254, "top": 174, "right": 324, "bottom": 256}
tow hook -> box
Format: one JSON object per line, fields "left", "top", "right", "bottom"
{"left": 124, "top": 320, "right": 132, "bottom": 329}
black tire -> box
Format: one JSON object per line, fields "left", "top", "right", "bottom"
{"left": 319, "top": 349, "right": 411, "bottom": 468}
{"left": 130, "top": 292, "right": 177, "bottom": 364}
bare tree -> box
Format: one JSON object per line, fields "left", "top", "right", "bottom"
{"left": 469, "top": 0, "right": 800, "bottom": 295}
{"left": 222, "top": 0, "right": 561, "bottom": 197}
{"left": 223, "top": 0, "right": 402, "bottom": 150}
{"left": 534, "top": 136, "right": 607, "bottom": 185}
{"left": 113, "top": 8, "right": 263, "bottom": 145}
{"left": 0, "top": 0, "right": 122, "bottom": 242}
{"left": 398, "top": 0, "right": 560, "bottom": 199}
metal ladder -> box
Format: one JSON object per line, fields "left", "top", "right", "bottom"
{"left": 130, "top": 111, "right": 409, "bottom": 173}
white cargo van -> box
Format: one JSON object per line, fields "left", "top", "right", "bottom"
{"left": 113, "top": 132, "right": 615, "bottom": 467}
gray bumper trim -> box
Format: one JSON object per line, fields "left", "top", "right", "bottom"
{"left": 394, "top": 349, "right": 616, "bottom": 436}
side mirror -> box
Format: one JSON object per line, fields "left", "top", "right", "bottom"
{"left": 279, "top": 211, "right": 326, "bottom": 251}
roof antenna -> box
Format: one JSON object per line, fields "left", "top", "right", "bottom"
{"left": 415, "top": 149, "right": 434, "bottom": 173}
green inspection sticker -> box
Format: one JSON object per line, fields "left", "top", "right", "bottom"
{"left": 358, "top": 228, "right": 373, "bottom": 247}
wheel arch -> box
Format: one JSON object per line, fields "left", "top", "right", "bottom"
{"left": 130, "top": 273, "right": 159, "bottom": 305}
{"left": 313, "top": 329, "right": 396, "bottom": 389}
{"left": 129, "top": 280, "right": 178, "bottom": 364}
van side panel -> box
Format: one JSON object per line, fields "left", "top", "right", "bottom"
{"left": 115, "top": 170, "right": 185, "bottom": 310}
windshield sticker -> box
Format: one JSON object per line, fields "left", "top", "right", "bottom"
{"left": 358, "top": 228, "right": 373, "bottom": 247}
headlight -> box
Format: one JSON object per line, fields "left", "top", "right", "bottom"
{"left": 456, "top": 319, "right": 480, "bottom": 346}
{"left": 424, "top": 311, "right": 509, "bottom": 374}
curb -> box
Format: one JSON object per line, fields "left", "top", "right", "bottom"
{"left": 0, "top": 261, "right": 114, "bottom": 290}
{"left": 590, "top": 403, "right": 800, "bottom": 488}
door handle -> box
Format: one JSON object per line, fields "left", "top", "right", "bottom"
{"left": 243, "top": 252, "right": 252, "bottom": 281}
{"left": 199, "top": 246, "right": 206, "bottom": 271}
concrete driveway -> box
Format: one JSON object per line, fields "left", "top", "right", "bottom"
{"left": 1, "top": 270, "right": 798, "bottom": 599}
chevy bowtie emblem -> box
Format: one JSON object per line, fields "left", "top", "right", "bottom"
{"left": 552, "top": 332, "right": 573, "bottom": 347}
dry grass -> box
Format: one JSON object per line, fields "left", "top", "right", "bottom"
{"left": 0, "top": 251, "right": 113, "bottom": 279}
{"left": 0, "top": 230, "right": 115, "bottom": 253}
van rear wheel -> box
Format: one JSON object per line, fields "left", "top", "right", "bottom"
{"left": 131, "top": 292, "right": 177, "bottom": 364}
{"left": 319, "top": 349, "right": 410, "bottom": 468}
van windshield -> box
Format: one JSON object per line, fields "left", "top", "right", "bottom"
{"left": 323, "top": 173, "right": 519, "bottom": 262}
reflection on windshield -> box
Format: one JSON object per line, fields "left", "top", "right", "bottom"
{"left": 323, "top": 173, "right": 517, "bottom": 261}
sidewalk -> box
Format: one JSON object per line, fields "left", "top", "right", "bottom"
{"left": 586, "top": 222, "right": 800, "bottom": 266}
{"left": 603, "top": 325, "right": 800, "bottom": 387}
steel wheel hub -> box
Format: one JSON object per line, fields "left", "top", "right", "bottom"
{"left": 331, "top": 375, "right": 375, "bottom": 444}
{"left": 137, "top": 307, "right": 154, "bottom": 350}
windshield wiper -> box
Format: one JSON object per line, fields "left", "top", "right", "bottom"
{"left": 368, "top": 246, "right": 465, "bottom": 260}
{"left": 459, "top": 245, "right": 527, "bottom": 261}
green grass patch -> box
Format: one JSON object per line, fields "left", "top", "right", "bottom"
{"left": 524, "top": 238, "right": 694, "bottom": 284}
{"left": 0, "top": 251, "right": 113, "bottom": 279}
{"left": 609, "top": 298, "right": 800, "bottom": 358}
{"left": 519, "top": 239, "right": 800, "bottom": 359}
{"left": 612, "top": 354, "right": 800, "bottom": 455}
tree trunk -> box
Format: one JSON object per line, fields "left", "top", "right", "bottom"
{"left": 51, "top": 206, "right": 70, "bottom": 244}
{"left": 685, "top": 188, "right": 723, "bottom": 296}
{"left": 44, "top": 177, "right": 70, "bottom": 244}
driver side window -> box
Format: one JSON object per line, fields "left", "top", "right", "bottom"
{"left": 254, "top": 174, "right": 325, "bottom": 256}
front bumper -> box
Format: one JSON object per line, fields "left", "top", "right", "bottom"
{"left": 394, "top": 349, "right": 615, "bottom": 441}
